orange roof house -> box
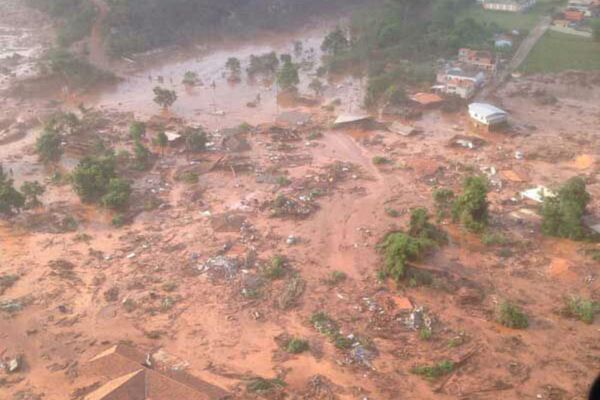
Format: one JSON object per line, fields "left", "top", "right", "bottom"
{"left": 83, "top": 344, "right": 230, "bottom": 400}
{"left": 410, "top": 92, "right": 444, "bottom": 107}
{"left": 564, "top": 9, "right": 585, "bottom": 21}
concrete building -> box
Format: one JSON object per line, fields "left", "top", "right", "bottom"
{"left": 468, "top": 103, "right": 508, "bottom": 127}
{"left": 435, "top": 66, "right": 486, "bottom": 99}
{"left": 482, "top": 0, "right": 537, "bottom": 12}
{"left": 458, "top": 48, "right": 496, "bottom": 71}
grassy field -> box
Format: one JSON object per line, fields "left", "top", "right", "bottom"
{"left": 459, "top": 0, "right": 565, "bottom": 31}
{"left": 520, "top": 30, "right": 600, "bottom": 73}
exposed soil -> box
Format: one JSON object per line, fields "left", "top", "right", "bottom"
{"left": 1, "top": 2, "right": 599, "bottom": 400}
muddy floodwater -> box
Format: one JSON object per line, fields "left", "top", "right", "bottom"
{"left": 84, "top": 22, "right": 364, "bottom": 130}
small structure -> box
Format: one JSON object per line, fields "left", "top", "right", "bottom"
{"left": 494, "top": 36, "right": 514, "bottom": 48}
{"left": 410, "top": 92, "right": 444, "bottom": 108}
{"left": 389, "top": 121, "right": 420, "bottom": 137}
{"left": 468, "top": 103, "right": 508, "bottom": 127}
{"left": 482, "top": 0, "right": 537, "bottom": 12}
{"left": 164, "top": 131, "right": 183, "bottom": 145}
{"left": 333, "top": 113, "right": 382, "bottom": 129}
{"left": 520, "top": 186, "right": 555, "bottom": 203}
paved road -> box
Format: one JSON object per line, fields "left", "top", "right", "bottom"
{"left": 479, "top": 16, "right": 551, "bottom": 99}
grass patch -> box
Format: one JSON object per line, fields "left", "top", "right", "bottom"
{"left": 246, "top": 377, "right": 285, "bottom": 393}
{"left": 521, "top": 31, "right": 600, "bottom": 74}
{"left": 418, "top": 326, "right": 432, "bottom": 341}
{"left": 496, "top": 301, "right": 529, "bottom": 329}
{"left": 262, "top": 255, "right": 286, "bottom": 280}
{"left": 411, "top": 360, "right": 454, "bottom": 379}
{"left": 284, "top": 338, "right": 309, "bottom": 354}
{"left": 562, "top": 296, "right": 599, "bottom": 324}
{"left": 325, "top": 270, "right": 347, "bottom": 286}
{"left": 372, "top": 156, "right": 390, "bottom": 165}
{"left": 481, "top": 231, "right": 510, "bottom": 246}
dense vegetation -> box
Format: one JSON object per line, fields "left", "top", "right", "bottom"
{"left": 540, "top": 177, "right": 592, "bottom": 240}
{"left": 321, "top": 0, "right": 501, "bottom": 106}
{"left": 103, "top": 0, "right": 363, "bottom": 57}
{"left": 26, "top": 0, "right": 96, "bottom": 46}
{"left": 379, "top": 208, "right": 446, "bottom": 281}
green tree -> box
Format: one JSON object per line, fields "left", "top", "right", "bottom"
{"left": 0, "top": 165, "right": 25, "bottom": 215}
{"left": 21, "top": 181, "right": 45, "bottom": 209}
{"left": 71, "top": 155, "right": 116, "bottom": 203}
{"left": 155, "top": 131, "right": 168, "bottom": 155}
{"left": 541, "top": 177, "right": 591, "bottom": 240}
{"left": 277, "top": 60, "right": 300, "bottom": 92}
{"left": 129, "top": 121, "right": 146, "bottom": 141}
{"left": 452, "top": 176, "right": 489, "bottom": 233}
{"left": 35, "top": 127, "right": 63, "bottom": 163}
{"left": 184, "top": 128, "right": 207, "bottom": 153}
{"left": 101, "top": 178, "right": 131, "bottom": 210}
{"left": 153, "top": 86, "right": 178, "bottom": 110}
{"left": 321, "top": 27, "right": 349, "bottom": 56}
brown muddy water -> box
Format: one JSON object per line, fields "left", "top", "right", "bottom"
{"left": 83, "top": 22, "right": 365, "bottom": 130}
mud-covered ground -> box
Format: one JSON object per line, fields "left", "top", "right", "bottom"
{"left": 1, "top": 2, "right": 599, "bottom": 400}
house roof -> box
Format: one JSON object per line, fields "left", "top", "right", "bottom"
{"left": 468, "top": 103, "right": 507, "bottom": 118}
{"left": 84, "top": 345, "right": 230, "bottom": 400}
{"left": 333, "top": 113, "right": 372, "bottom": 126}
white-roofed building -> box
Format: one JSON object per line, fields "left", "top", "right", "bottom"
{"left": 468, "top": 103, "right": 508, "bottom": 127}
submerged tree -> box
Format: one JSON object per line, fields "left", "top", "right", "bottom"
{"left": 541, "top": 177, "right": 591, "bottom": 240}
{"left": 153, "top": 86, "right": 178, "bottom": 110}
{"left": 277, "top": 59, "right": 299, "bottom": 92}
{"left": 101, "top": 178, "right": 131, "bottom": 210}
{"left": 154, "top": 131, "right": 168, "bottom": 155}
{"left": 308, "top": 78, "right": 324, "bottom": 96}
{"left": 71, "top": 155, "right": 116, "bottom": 203}
{"left": 225, "top": 57, "right": 241, "bottom": 81}
{"left": 182, "top": 71, "right": 199, "bottom": 86}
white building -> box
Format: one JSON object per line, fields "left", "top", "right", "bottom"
{"left": 482, "top": 0, "right": 537, "bottom": 12}
{"left": 468, "top": 103, "right": 508, "bottom": 126}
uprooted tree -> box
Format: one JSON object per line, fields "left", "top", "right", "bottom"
{"left": 541, "top": 176, "right": 592, "bottom": 240}
{"left": 378, "top": 208, "right": 446, "bottom": 281}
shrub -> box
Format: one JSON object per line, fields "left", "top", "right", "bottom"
{"left": 418, "top": 326, "right": 432, "bottom": 341}
{"left": 262, "top": 255, "right": 286, "bottom": 280}
{"left": 184, "top": 128, "right": 207, "bottom": 153}
{"left": 481, "top": 232, "right": 509, "bottom": 246}
{"left": 111, "top": 214, "right": 125, "bottom": 227}
{"left": 411, "top": 360, "right": 454, "bottom": 379}
{"left": 285, "top": 338, "right": 309, "bottom": 354}
{"left": 496, "top": 301, "right": 529, "bottom": 329}
{"left": 35, "top": 127, "right": 63, "bottom": 163}
{"left": 452, "top": 176, "right": 489, "bottom": 233}
{"left": 385, "top": 207, "right": 400, "bottom": 218}
{"left": 133, "top": 140, "right": 152, "bottom": 170}
{"left": 562, "top": 296, "right": 598, "bottom": 324}
{"left": 0, "top": 165, "right": 25, "bottom": 215}
{"left": 326, "top": 270, "right": 347, "bottom": 286}
{"left": 129, "top": 121, "right": 146, "bottom": 141}
{"left": 101, "top": 178, "right": 131, "bottom": 210}
{"left": 541, "top": 177, "right": 591, "bottom": 240}
{"left": 179, "top": 172, "right": 199, "bottom": 184}
{"left": 246, "top": 377, "right": 285, "bottom": 393}
{"left": 433, "top": 188, "right": 454, "bottom": 221}
{"left": 21, "top": 181, "right": 45, "bottom": 209}
{"left": 276, "top": 59, "right": 299, "bottom": 91}
{"left": 71, "top": 155, "right": 116, "bottom": 203}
